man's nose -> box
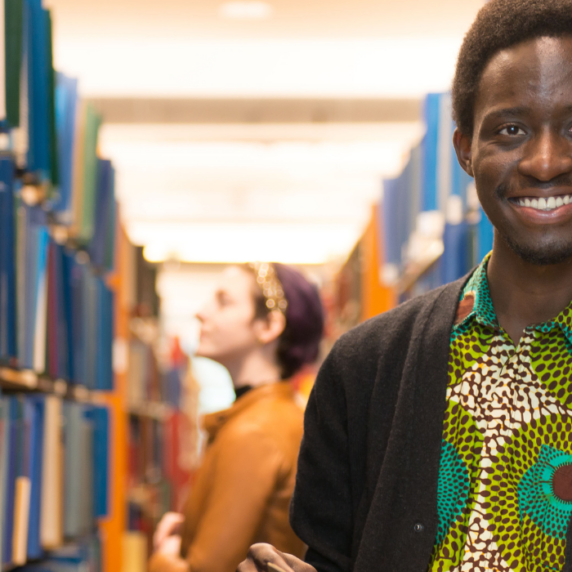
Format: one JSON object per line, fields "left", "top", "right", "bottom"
{"left": 518, "top": 129, "right": 572, "bottom": 182}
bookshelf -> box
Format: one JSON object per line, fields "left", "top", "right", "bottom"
{"left": 0, "top": 2, "right": 198, "bottom": 572}
{"left": 322, "top": 205, "right": 395, "bottom": 342}
{"left": 0, "top": 367, "right": 105, "bottom": 403}
{"left": 378, "top": 92, "right": 494, "bottom": 302}
{"left": 326, "top": 92, "right": 495, "bottom": 321}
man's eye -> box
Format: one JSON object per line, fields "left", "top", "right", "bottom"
{"left": 499, "top": 125, "right": 524, "bottom": 136}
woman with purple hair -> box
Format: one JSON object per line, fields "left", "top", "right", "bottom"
{"left": 150, "top": 262, "right": 324, "bottom": 572}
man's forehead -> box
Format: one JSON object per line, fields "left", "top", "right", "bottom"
{"left": 483, "top": 36, "right": 572, "bottom": 82}
{"left": 476, "top": 36, "right": 572, "bottom": 112}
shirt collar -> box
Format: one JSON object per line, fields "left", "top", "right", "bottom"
{"left": 452, "top": 252, "right": 572, "bottom": 345}
{"left": 452, "top": 252, "right": 496, "bottom": 331}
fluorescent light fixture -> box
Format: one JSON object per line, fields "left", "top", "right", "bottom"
{"left": 218, "top": 1, "right": 273, "bottom": 20}
{"left": 54, "top": 38, "right": 462, "bottom": 98}
{"left": 139, "top": 222, "right": 362, "bottom": 265}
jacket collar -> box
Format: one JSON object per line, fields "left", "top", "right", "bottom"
{"left": 202, "top": 382, "right": 294, "bottom": 441}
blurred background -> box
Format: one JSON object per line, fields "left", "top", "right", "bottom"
{"left": 0, "top": 1, "right": 493, "bottom": 572}
{"left": 48, "top": 0, "right": 485, "bottom": 409}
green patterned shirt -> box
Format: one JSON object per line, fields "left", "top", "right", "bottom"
{"left": 429, "top": 254, "right": 572, "bottom": 572}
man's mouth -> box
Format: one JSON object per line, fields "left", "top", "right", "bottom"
{"left": 511, "top": 195, "right": 572, "bottom": 212}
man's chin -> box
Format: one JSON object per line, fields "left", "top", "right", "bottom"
{"left": 501, "top": 232, "right": 572, "bottom": 266}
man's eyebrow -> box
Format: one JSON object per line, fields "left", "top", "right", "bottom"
{"left": 482, "top": 106, "right": 530, "bottom": 122}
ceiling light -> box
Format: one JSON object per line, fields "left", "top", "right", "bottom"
{"left": 218, "top": 1, "right": 273, "bottom": 20}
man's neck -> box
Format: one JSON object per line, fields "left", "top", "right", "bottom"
{"left": 487, "top": 235, "right": 572, "bottom": 344}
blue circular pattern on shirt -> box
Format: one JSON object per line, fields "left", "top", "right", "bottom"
{"left": 518, "top": 445, "right": 572, "bottom": 540}
{"left": 436, "top": 440, "right": 470, "bottom": 545}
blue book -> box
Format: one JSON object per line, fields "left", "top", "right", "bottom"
{"left": 25, "top": 0, "right": 51, "bottom": 182}
{"left": 382, "top": 177, "right": 402, "bottom": 267}
{"left": 85, "top": 406, "right": 109, "bottom": 519}
{"left": 88, "top": 160, "right": 114, "bottom": 271}
{"left": 0, "top": 156, "right": 16, "bottom": 361}
{"left": 477, "top": 206, "right": 495, "bottom": 262}
{"left": 95, "top": 279, "right": 113, "bottom": 391}
{"left": 53, "top": 73, "right": 78, "bottom": 220}
{"left": 19, "top": 205, "right": 48, "bottom": 370}
{"left": 422, "top": 94, "right": 441, "bottom": 212}
{"left": 451, "top": 152, "right": 474, "bottom": 211}
{"left": 441, "top": 221, "right": 471, "bottom": 285}
{"left": 47, "top": 241, "right": 70, "bottom": 381}
{"left": 67, "top": 258, "right": 86, "bottom": 385}
{"left": 83, "top": 271, "right": 97, "bottom": 389}
{"left": 33, "top": 226, "right": 49, "bottom": 373}
{"left": 61, "top": 248, "right": 76, "bottom": 382}
{"left": 27, "top": 396, "right": 45, "bottom": 559}
{"left": 2, "top": 396, "right": 18, "bottom": 564}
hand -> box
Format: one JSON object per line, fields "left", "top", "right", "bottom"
{"left": 237, "top": 543, "right": 317, "bottom": 572}
{"left": 155, "top": 534, "right": 182, "bottom": 558}
{"left": 154, "top": 512, "right": 185, "bottom": 551}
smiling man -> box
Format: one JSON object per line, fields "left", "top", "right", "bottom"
{"left": 236, "top": 1, "right": 572, "bottom": 572}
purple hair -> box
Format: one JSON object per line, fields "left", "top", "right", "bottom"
{"left": 251, "top": 263, "right": 324, "bottom": 379}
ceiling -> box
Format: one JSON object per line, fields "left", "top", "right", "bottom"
{"left": 43, "top": 0, "right": 485, "bottom": 268}
{"left": 46, "top": 0, "right": 483, "bottom": 41}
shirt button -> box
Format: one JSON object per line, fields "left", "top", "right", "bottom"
{"left": 413, "top": 523, "right": 424, "bottom": 533}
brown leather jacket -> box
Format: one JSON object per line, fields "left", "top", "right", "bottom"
{"left": 179, "top": 383, "right": 305, "bottom": 572}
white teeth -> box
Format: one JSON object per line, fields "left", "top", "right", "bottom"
{"left": 517, "top": 195, "right": 572, "bottom": 210}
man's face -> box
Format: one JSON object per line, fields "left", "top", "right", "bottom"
{"left": 458, "top": 36, "right": 572, "bottom": 265}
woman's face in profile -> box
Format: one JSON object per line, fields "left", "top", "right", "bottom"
{"left": 195, "top": 266, "right": 260, "bottom": 366}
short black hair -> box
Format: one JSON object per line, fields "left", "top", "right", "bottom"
{"left": 453, "top": 0, "right": 572, "bottom": 135}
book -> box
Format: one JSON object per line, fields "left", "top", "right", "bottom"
{"left": 2, "top": 396, "right": 18, "bottom": 565}
{"left": 40, "top": 395, "right": 63, "bottom": 550}
{"left": 85, "top": 406, "right": 109, "bottom": 518}
{"left": 380, "top": 91, "right": 495, "bottom": 297}
{"left": 0, "top": 2, "right": 155, "bottom": 570}
{"left": 4, "top": 0, "right": 24, "bottom": 128}
{"left": 0, "top": 393, "right": 110, "bottom": 565}
{"left": 0, "top": 394, "right": 9, "bottom": 564}
{"left": 53, "top": 73, "right": 78, "bottom": 222}
{"left": 0, "top": 155, "right": 16, "bottom": 362}
{"left": 27, "top": 395, "right": 45, "bottom": 559}
{"left": 25, "top": 0, "right": 53, "bottom": 184}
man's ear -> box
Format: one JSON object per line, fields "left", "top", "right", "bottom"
{"left": 254, "top": 310, "right": 286, "bottom": 345}
{"left": 453, "top": 128, "right": 474, "bottom": 177}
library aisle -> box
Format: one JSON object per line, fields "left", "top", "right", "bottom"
{"left": 0, "top": 1, "right": 490, "bottom": 572}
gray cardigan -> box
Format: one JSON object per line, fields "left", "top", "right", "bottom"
{"left": 290, "top": 276, "right": 572, "bottom": 572}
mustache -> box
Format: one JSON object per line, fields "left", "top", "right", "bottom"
{"left": 495, "top": 176, "right": 572, "bottom": 199}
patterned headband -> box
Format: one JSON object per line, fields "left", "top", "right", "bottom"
{"left": 248, "top": 262, "right": 288, "bottom": 313}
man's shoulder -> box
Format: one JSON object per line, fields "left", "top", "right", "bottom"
{"left": 331, "top": 277, "right": 466, "bottom": 364}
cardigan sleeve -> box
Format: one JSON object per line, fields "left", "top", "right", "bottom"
{"left": 290, "top": 341, "right": 353, "bottom": 572}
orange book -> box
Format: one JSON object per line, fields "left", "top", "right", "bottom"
{"left": 12, "top": 476, "right": 31, "bottom": 565}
